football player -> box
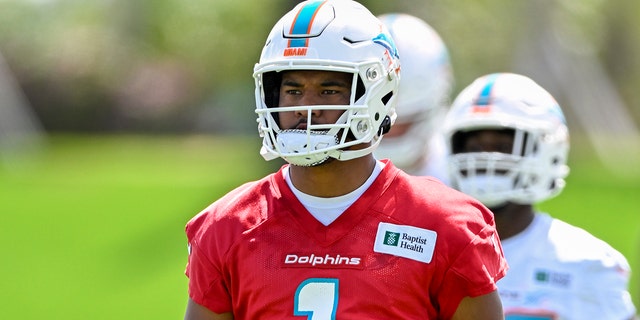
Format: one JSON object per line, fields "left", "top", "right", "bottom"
{"left": 374, "top": 13, "right": 454, "bottom": 184}
{"left": 183, "top": 1, "right": 507, "bottom": 319}
{"left": 443, "top": 72, "right": 638, "bottom": 320}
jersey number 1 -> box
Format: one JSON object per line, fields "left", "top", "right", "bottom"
{"left": 294, "top": 278, "right": 339, "bottom": 320}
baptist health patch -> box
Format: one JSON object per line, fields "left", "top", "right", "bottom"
{"left": 374, "top": 222, "right": 437, "bottom": 264}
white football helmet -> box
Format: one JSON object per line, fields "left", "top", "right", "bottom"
{"left": 443, "top": 73, "right": 570, "bottom": 208}
{"left": 254, "top": 0, "right": 401, "bottom": 166}
{"left": 374, "top": 13, "right": 453, "bottom": 170}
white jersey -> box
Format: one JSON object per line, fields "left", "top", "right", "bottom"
{"left": 499, "top": 212, "right": 637, "bottom": 320}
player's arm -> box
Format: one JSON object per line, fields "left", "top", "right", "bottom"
{"left": 451, "top": 291, "right": 504, "bottom": 320}
{"left": 184, "top": 298, "right": 233, "bottom": 320}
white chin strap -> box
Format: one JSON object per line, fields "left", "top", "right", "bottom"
{"left": 332, "top": 135, "right": 382, "bottom": 161}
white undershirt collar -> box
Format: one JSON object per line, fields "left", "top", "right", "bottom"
{"left": 284, "top": 160, "right": 385, "bottom": 226}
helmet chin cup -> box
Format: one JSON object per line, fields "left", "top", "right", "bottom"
{"left": 276, "top": 130, "right": 338, "bottom": 167}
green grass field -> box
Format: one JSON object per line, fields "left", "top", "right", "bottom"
{"left": 1, "top": 134, "right": 638, "bottom": 318}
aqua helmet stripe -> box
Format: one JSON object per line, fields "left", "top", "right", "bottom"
{"left": 288, "top": 0, "right": 327, "bottom": 48}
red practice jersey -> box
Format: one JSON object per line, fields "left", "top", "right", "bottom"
{"left": 185, "top": 160, "right": 507, "bottom": 319}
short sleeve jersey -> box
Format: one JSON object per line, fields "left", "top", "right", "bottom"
{"left": 185, "top": 160, "right": 507, "bottom": 319}
{"left": 499, "top": 213, "right": 637, "bottom": 319}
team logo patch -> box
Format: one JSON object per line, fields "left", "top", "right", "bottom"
{"left": 383, "top": 231, "right": 400, "bottom": 246}
{"left": 374, "top": 222, "right": 437, "bottom": 264}
{"left": 534, "top": 269, "right": 572, "bottom": 288}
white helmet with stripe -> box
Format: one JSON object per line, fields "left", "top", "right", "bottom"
{"left": 254, "top": 0, "right": 401, "bottom": 166}
{"left": 374, "top": 13, "right": 453, "bottom": 171}
{"left": 443, "top": 73, "right": 570, "bottom": 208}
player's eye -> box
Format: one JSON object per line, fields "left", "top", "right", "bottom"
{"left": 284, "top": 89, "right": 302, "bottom": 95}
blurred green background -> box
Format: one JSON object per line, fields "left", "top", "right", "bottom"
{"left": 1, "top": 0, "right": 638, "bottom": 318}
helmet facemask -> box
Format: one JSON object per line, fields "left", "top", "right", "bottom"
{"left": 256, "top": 65, "right": 395, "bottom": 167}
{"left": 449, "top": 128, "right": 566, "bottom": 208}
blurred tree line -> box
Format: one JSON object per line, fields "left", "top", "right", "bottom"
{"left": 0, "top": 0, "right": 638, "bottom": 135}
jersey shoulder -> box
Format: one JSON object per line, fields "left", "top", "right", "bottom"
{"left": 186, "top": 170, "right": 284, "bottom": 248}
{"left": 379, "top": 168, "right": 499, "bottom": 254}
{"left": 544, "top": 214, "right": 631, "bottom": 271}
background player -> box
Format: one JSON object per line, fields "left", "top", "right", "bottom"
{"left": 183, "top": 1, "right": 507, "bottom": 319}
{"left": 374, "top": 13, "right": 454, "bottom": 184}
{"left": 443, "top": 72, "right": 638, "bottom": 319}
